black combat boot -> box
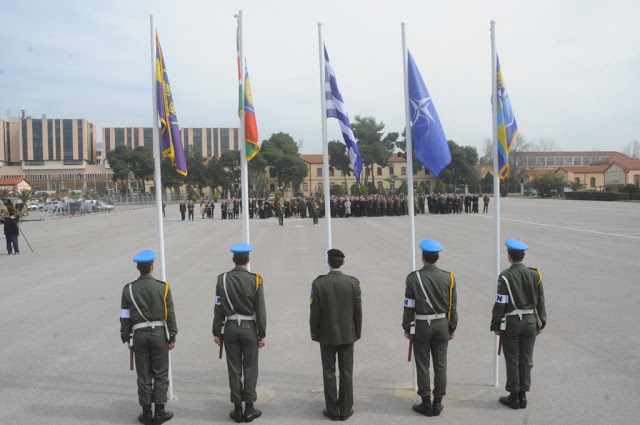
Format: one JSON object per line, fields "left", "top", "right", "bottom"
{"left": 243, "top": 402, "right": 262, "bottom": 423}
{"left": 138, "top": 404, "right": 153, "bottom": 425}
{"left": 499, "top": 393, "right": 520, "bottom": 409}
{"left": 432, "top": 397, "right": 444, "bottom": 416}
{"left": 518, "top": 391, "right": 527, "bottom": 409}
{"left": 230, "top": 403, "right": 243, "bottom": 423}
{"left": 152, "top": 404, "right": 174, "bottom": 424}
{"left": 412, "top": 395, "right": 432, "bottom": 416}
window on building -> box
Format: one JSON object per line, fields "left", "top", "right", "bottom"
{"left": 635, "top": 175, "right": 639, "bottom": 186}
{"left": 317, "top": 168, "right": 322, "bottom": 177}
{"left": 389, "top": 166, "right": 395, "bottom": 176}
{"left": 303, "top": 183, "right": 308, "bottom": 191}
{"left": 401, "top": 167, "right": 406, "bottom": 176}
{"left": 390, "top": 182, "right": 395, "bottom": 190}
{"left": 330, "top": 168, "right": 334, "bottom": 177}
{"left": 590, "top": 177, "right": 596, "bottom": 188}
{"left": 377, "top": 167, "right": 382, "bottom": 176}
{"left": 378, "top": 182, "right": 382, "bottom": 190}
{"left": 575, "top": 177, "right": 581, "bottom": 184}
{"left": 270, "top": 183, "right": 276, "bottom": 192}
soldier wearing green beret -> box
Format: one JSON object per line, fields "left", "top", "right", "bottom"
{"left": 403, "top": 239, "right": 457, "bottom": 417}
{"left": 120, "top": 250, "right": 177, "bottom": 425}
{"left": 491, "top": 239, "right": 546, "bottom": 410}
{"left": 213, "top": 243, "right": 267, "bottom": 423}
{"left": 309, "top": 249, "right": 362, "bottom": 421}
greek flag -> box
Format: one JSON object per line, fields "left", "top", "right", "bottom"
{"left": 324, "top": 45, "right": 362, "bottom": 183}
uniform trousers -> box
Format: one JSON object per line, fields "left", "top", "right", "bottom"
{"left": 320, "top": 343, "right": 354, "bottom": 418}
{"left": 503, "top": 315, "right": 537, "bottom": 393}
{"left": 414, "top": 318, "right": 449, "bottom": 398}
{"left": 133, "top": 327, "right": 169, "bottom": 406}
{"left": 224, "top": 320, "right": 259, "bottom": 404}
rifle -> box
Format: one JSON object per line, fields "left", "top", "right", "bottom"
{"left": 407, "top": 322, "right": 415, "bottom": 362}
{"left": 498, "top": 317, "right": 506, "bottom": 356}
{"left": 129, "top": 333, "right": 134, "bottom": 370}
{"left": 218, "top": 326, "right": 225, "bottom": 359}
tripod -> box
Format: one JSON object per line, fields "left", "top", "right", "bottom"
{"left": 18, "top": 226, "right": 34, "bottom": 252}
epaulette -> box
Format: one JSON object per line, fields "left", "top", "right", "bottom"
{"left": 529, "top": 267, "right": 542, "bottom": 284}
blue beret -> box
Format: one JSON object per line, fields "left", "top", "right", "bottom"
{"left": 505, "top": 238, "right": 528, "bottom": 251}
{"left": 230, "top": 243, "right": 253, "bottom": 254}
{"left": 419, "top": 239, "right": 443, "bottom": 253}
{"left": 133, "top": 250, "right": 156, "bottom": 263}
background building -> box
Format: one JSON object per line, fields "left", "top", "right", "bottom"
{"left": 102, "top": 126, "right": 240, "bottom": 158}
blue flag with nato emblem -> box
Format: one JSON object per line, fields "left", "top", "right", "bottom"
{"left": 407, "top": 50, "right": 450, "bottom": 178}
{"left": 324, "top": 45, "right": 362, "bottom": 183}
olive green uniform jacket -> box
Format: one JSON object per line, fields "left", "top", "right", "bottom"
{"left": 212, "top": 267, "right": 266, "bottom": 338}
{"left": 490, "top": 263, "right": 546, "bottom": 332}
{"left": 310, "top": 271, "right": 362, "bottom": 345}
{"left": 402, "top": 265, "right": 457, "bottom": 334}
{"left": 120, "top": 275, "right": 178, "bottom": 344}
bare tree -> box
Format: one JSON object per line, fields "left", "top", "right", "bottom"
{"left": 622, "top": 139, "right": 640, "bottom": 159}
{"left": 480, "top": 137, "right": 493, "bottom": 163}
{"left": 530, "top": 137, "right": 558, "bottom": 152}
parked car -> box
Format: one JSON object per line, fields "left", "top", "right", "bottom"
{"left": 95, "top": 201, "right": 115, "bottom": 211}
{"left": 27, "top": 202, "right": 41, "bottom": 211}
{"left": 524, "top": 188, "right": 537, "bottom": 196}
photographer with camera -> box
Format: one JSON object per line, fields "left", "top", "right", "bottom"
{"left": 3, "top": 209, "right": 20, "bottom": 255}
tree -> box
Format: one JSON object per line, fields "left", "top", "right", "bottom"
{"left": 480, "top": 137, "right": 493, "bottom": 163}
{"left": 202, "top": 156, "right": 227, "bottom": 198}
{"left": 0, "top": 188, "right": 11, "bottom": 198}
{"left": 160, "top": 156, "right": 185, "bottom": 196}
{"left": 328, "top": 140, "right": 352, "bottom": 186}
{"left": 220, "top": 150, "right": 241, "bottom": 195}
{"left": 330, "top": 184, "right": 346, "bottom": 196}
{"left": 351, "top": 116, "right": 396, "bottom": 185}
{"left": 183, "top": 146, "right": 207, "bottom": 197}
{"left": 261, "top": 132, "right": 308, "bottom": 190}
{"left": 18, "top": 189, "right": 31, "bottom": 205}
{"left": 129, "top": 146, "right": 155, "bottom": 191}
{"left": 530, "top": 174, "right": 565, "bottom": 197}
{"left": 622, "top": 139, "right": 640, "bottom": 159}
{"left": 566, "top": 180, "right": 586, "bottom": 192}
{"left": 248, "top": 151, "right": 268, "bottom": 198}
{"left": 396, "top": 129, "right": 423, "bottom": 175}
{"left": 439, "top": 140, "right": 479, "bottom": 187}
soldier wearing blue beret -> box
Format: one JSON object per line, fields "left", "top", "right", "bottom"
{"left": 213, "top": 243, "right": 267, "bottom": 423}
{"left": 491, "top": 239, "right": 546, "bottom": 410}
{"left": 403, "top": 239, "right": 457, "bottom": 417}
{"left": 120, "top": 250, "right": 178, "bottom": 425}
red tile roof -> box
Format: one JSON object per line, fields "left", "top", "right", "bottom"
{"left": 0, "top": 177, "right": 31, "bottom": 185}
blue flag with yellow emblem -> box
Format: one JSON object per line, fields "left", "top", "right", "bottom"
{"left": 156, "top": 32, "right": 187, "bottom": 176}
{"left": 496, "top": 54, "right": 518, "bottom": 180}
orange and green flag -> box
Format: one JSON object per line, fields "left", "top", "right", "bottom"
{"left": 237, "top": 32, "right": 259, "bottom": 161}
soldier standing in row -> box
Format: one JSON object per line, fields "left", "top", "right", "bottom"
{"left": 403, "top": 239, "right": 457, "bottom": 417}
{"left": 120, "top": 250, "right": 178, "bottom": 425}
{"left": 491, "top": 239, "right": 546, "bottom": 410}
{"left": 310, "top": 249, "right": 362, "bottom": 421}
{"left": 277, "top": 201, "right": 285, "bottom": 226}
{"left": 213, "top": 243, "right": 267, "bottom": 423}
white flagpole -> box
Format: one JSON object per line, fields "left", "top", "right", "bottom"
{"left": 237, "top": 11, "right": 251, "bottom": 262}
{"left": 149, "top": 14, "right": 174, "bottom": 400}
{"left": 490, "top": 20, "right": 501, "bottom": 388}
{"left": 401, "top": 22, "right": 418, "bottom": 392}
{"left": 318, "top": 23, "right": 332, "bottom": 255}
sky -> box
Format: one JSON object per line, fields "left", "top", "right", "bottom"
{"left": 1, "top": 0, "right": 638, "bottom": 156}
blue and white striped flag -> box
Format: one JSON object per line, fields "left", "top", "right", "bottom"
{"left": 324, "top": 45, "right": 362, "bottom": 183}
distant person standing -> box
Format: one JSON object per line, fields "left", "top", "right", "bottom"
{"left": 491, "top": 239, "right": 546, "bottom": 410}
{"left": 403, "top": 239, "right": 457, "bottom": 417}
{"left": 3, "top": 210, "right": 20, "bottom": 255}
{"left": 277, "top": 201, "right": 285, "bottom": 226}
{"left": 187, "top": 200, "right": 195, "bottom": 221}
{"left": 179, "top": 201, "right": 186, "bottom": 221}
{"left": 213, "top": 243, "right": 267, "bottom": 423}
{"left": 483, "top": 194, "right": 490, "bottom": 214}
{"left": 310, "top": 249, "right": 362, "bottom": 421}
{"left": 120, "top": 250, "right": 178, "bottom": 425}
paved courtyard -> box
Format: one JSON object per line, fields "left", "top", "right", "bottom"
{"left": 1, "top": 197, "right": 638, "bottom": 425}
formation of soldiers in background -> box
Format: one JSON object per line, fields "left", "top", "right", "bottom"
{"left": 213, "top": 193, "right": 488, "bottom": 221}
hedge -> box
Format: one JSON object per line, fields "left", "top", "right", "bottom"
{"left": 565, "top": 192, "right": 629, "bottom": 201}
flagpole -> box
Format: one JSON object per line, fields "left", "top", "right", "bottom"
{"left": 401, "top": 22, "right": 418, "bottom": 392}
{"left": 318, "top": 23, "right": 332, "bottom": 256}
{"left": 490, "top": 19, "right": 501, "bottom": 388}
{"left": 237, "top": 11, "right": 251, "bottom": 259}
{"left": 149, "top": 14, "right": 174, "bottom": 400}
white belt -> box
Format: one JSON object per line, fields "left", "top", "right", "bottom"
{"left": 227, "top": 314, "right": 255, "bottom": 325}
{"left": 506, "top": 309, "right": 534, "bottom": 319}
{"left": 415, "top": 313, "right": 446, "bottom": 325}
{"left": 132, "top": 320, "right": 165, "bottom": 331}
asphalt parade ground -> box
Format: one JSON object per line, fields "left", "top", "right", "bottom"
{"left": 1, "top": 197, "right": 639, "bottom": 425}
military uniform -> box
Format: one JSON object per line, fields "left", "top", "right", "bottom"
{"left": 491, "top": 239, "right": 546, "bottom": 409}
{"left": 120, "top": 250, "right": 177, "bottom": 425}
{"left": 213, "top": 243, "right": 266, "bottom": 423}
{"left": 403, "top": 239, "right": 457, "bottom": 417}
{"left": 277, "top": 202, "right": 285, "bottom": 226}
{"left": 310, "top": 249, "right": 362, "bottom": 421}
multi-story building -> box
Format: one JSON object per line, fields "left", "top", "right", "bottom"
{"left": 102, "top": 126, "right": 240, "bottom": 158}
{"left": 0, "top": 118, "right": 8, "bottom": 166}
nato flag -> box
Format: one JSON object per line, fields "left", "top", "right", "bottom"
{"left": 407, "top": 50, "right": 451, "bottom": 178}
